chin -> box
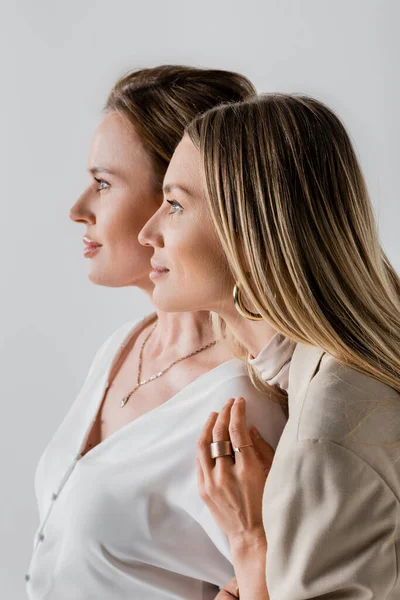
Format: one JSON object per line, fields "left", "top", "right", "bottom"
{"left": 87, "top": 266, "right": 151, "bottom": 289}
{"left": 88, "top": 272, "right": 123, "bottom": 287}
{"left": 151, "top": 286, "right": 201, "bottom": 314}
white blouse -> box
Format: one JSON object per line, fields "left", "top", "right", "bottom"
{"left": 26, "top": 315, "right": 288, "bottom": 600}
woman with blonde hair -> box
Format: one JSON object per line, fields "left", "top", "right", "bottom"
{"left": 139, "top": 94, "right": 400, "bottom": 599}
{"left": 26, "top": 68, "right": 289, "bottom": 600}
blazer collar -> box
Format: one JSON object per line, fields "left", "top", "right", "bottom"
{"left": 288, "top": 342, "right": 326, "bottom": 405}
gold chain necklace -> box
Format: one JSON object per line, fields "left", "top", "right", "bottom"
{"left": 120, "top": 322, "right": 217, "bottom": 407}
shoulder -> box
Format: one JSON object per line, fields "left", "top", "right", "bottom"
{"left": 207, "top": 358, "right": 281, "bottom": 404}
{"left": 290, "top": 352, "right": 400, "bottom": 494}
{"left": 298, "top": 353, "right": 400, "bottom": 443}
{"left": 183, "top": 358, "right": 287, "bottom": 450}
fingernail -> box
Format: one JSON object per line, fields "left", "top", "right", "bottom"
{"left": 235, "top": 397, "right": 244, "bottom": 404}
{"left": 250, "top": 426, "right": 261, "bottom": 439}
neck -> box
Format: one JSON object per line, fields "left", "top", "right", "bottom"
{"left": 218, "top": 304, "right": 277, "bottom": 358}
{"left": 138, "top": 279, "right": 215, "bottom": 356}
{"left": 137, "top": 278, "right": 275, "bottom": 359}
{"left": 150, "top": 309, "right": 215, "bottom": 356}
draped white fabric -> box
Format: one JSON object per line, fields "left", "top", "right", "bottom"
{"left": 26, "top": 316, "right": 287, "bottom": 600}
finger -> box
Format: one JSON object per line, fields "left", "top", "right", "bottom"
{"left": 196, "top": 457, "right": 206, "bottom": 501}
{"left": 197, "top": 412, "right": 219, "bottom": 475}
{"left": 250, "top": 426, "right": 275, "bottom": 473}
{"left": 229, "top": 397, "right": 254, "bottom": 461}
{"left": 212, "top": 398, "right": 235, "bottom": 442}
{"left": 212, "top": 397, "right": 235, "bottom": 467}
{"left": 221, "top": 576, "right": 238, "bottom": 597}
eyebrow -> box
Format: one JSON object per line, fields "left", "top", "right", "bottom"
{"left": 163, "top": 183, "right": 192, "bottom": 196}
{"left": 88, "top": 166, "right": 114, "bottom": 175}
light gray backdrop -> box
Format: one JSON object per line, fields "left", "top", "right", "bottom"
{"left": 1, "top": 0, "right": 398, "bottom": 597}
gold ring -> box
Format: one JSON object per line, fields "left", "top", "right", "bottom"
{"left": 233, "top": 444, "right": 253, "bottom": 453}
{"left": 210, "top": 440, "right": 234, "bottom": 459}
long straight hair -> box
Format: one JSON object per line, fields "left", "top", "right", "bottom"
{"left": 187, "top": 94, "right": 400, "bottom": 396}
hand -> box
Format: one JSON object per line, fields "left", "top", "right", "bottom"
{"left": 214, "top": 576, "right": 239, "bottom": 599}
{"left": 196, "top": 396, "right": 275, "bottom": 547}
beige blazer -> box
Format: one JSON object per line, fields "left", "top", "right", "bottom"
{"left": 262, "top": 342, "right": 400, "bottom": 599}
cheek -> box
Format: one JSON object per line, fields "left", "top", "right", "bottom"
{"left": 150, "top": 214, "right": 233, "bottom": 311}
{"left": 100, "top": 192, "right": 159, "bottom": 245}
{"left": 170, "top": 218, "right": 229, "bottom": 282}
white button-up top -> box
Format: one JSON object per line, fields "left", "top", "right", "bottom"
{"left": 26, "top": 316, "right": 288, "bottom": 600}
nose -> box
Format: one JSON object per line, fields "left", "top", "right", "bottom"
{"left": 138, "top": 210, "right": 164, "bottom": 249}
{"left": 69, "top": 188, "right": 95, "bottom": 225}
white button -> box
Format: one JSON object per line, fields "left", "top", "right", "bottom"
{"left": 38, "top": 533, "right": 45, "bottom": 541}
{"left": 51, "top": 493, "right": 58, "bottom": 501}
{"left": 25, "top": 574, "right": 30, "bottom": 582}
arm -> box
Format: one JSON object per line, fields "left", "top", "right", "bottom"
{"left": 198, "top": 398, "right": 274, "bottom": 600}
{"left": 212, "top": 538, "right": 269, "bottom": 600}
{"left": 229, "top": 532, "right": 269, "bottom": 600}
{"left": 264, "top": 438, "right": 398, "bottom": 599}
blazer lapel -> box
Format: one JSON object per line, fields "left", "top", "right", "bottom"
{"left": 288, "top": 343, "right": 326, "bottom": 411}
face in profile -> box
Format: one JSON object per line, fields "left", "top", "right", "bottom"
{"left": 138, "top": 135, "right": 234, "bottom": 314}
{"left": 69, "top": 111, "right": 162, "bottom": 289}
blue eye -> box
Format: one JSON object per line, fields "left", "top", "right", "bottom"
{"left": 94, "top": 177, "right": 110, "bottom": 191}
{"left": 166, "top": 199, "right": 183, "bottom": 214}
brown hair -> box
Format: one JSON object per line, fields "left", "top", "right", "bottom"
{"left": 105, "top": 65, "right": 256, "bottom": 187}
{"left": 187, "top": 94, "right": 400, "bottom": 398}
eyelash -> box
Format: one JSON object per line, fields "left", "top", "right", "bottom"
{"left": 166, "top": 199, "right": 183, "bottom": 215}
{"left": 94, "top": 177, "right": 110, "bottom": 192}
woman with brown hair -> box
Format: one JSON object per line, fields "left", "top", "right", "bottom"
{"left": 139, "top": 94, "right": 400, "bottom": 599}
{"left": 25, "top": 69, "right": 288, "bottom": 600}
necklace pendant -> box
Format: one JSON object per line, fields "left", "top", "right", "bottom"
{"left": 119, "top": 321, "right": 217, "bottom": 408}
{"left": 120, "top": 385, "right": 140, "bottom": 408}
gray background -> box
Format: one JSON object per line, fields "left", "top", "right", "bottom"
{"left": 1, "top": 0, "right": 398, "bottom": 597}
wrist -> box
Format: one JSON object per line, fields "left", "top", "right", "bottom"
{"left": 228, "top": 529, "right": 269, "bottom": 600}
{"left": 228, "top": 526, "right": 267, "bottom": 558}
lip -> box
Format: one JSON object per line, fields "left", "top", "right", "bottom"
{"left": 150, "top": 261, "right": 170, "bottom": 280}
{"left": 83, "top": 236, "right": 102, "bottom": 258}
{"left": 84, "top": 246, "right": 102, "bottom": 258}
{"left": 83, "top": 236, "right": 102, "bottom": 247}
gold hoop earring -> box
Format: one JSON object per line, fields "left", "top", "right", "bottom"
{"left": 233, "top": 283, "right": 263, "bottom": 321}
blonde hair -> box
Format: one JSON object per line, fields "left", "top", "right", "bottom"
{"left": 187, "top": 94, "right": 400, "bottom": 399}
{"left": 105, "top": 65, "right": 256, "bottom": 188}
